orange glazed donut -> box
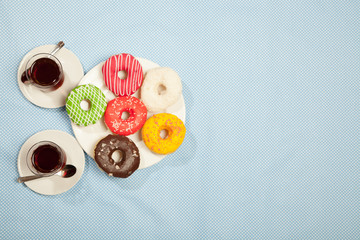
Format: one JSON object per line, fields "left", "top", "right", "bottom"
{"left": 142, "top": 113, "right": 186, "bottom": 154}
{"left": 102, "top": 54, "right": 143, "bottom": 96}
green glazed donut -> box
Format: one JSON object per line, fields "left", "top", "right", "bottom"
{"left": 66, "top": 84, "right": 107, "bottom": 126}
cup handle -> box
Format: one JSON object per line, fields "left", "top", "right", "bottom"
{"left": 21, "top": 69, "right": 32, "bottom": 84}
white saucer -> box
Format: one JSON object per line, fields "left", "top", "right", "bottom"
{"left": 17, "top": 130, "right": 85, "bottom": 195}
{"left": 70, "top": 57, "right": 186, "bottom": 170}
{"left": 17, "top": 44, "right": 84, "bottom": 108}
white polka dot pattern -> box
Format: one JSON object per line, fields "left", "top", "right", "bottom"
{"left": 1, "top": 1, "right": 360, "bottom": 240}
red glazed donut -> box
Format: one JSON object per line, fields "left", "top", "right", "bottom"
{"left": 104, "top": 96, "right": 147, "bottom": 136}
{"left": 102, "top": 54, "right": 143, "bottom": 96}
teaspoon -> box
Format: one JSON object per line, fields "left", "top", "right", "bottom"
{"left": 50, "top": 41, "right": 64, "bottom": 56}
{"left": 17, "top": 164, "right": 77, "bottom": 183}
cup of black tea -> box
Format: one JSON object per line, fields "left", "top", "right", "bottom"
{"left": 21, "top": 53, "right": 64, "bottom": 91}
{"left": 26, "top": 141, "right": 66, "bottom": 176}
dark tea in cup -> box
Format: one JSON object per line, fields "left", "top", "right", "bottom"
{"left": 32, "top": 144, "right": 63, "bottom": 173}
{"left": 27, "top": 141, "right": 66, "bottom": 176}
{"left": 21, "top": 53, "right": 64, "bottom": 91}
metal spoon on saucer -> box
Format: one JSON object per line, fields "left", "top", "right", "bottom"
{"left": 50, "top": 41, "right": 64, "bottom": 56}
{"left": 17, "top": 164, "right": 77, "bottom": 183}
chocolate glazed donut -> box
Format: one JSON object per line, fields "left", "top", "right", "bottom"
{"left": 94, "top": 135, "right": 140, "bottom": 178}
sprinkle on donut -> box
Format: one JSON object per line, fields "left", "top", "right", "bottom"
{"left": 142, "top": 113, "right": 186, "bottom": 154}
{"left": 104, "top": 96, "right": 147, "bottom": 136}
{"left": 94, "top": 134, "right": 140, "bottom": 178}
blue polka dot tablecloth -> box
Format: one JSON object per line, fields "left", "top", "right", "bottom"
{"left": 1, "top": 1, "right": 359, "bottom": 239}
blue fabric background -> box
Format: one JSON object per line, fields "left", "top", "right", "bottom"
{"left": 1, "top": 1, "right": 359, "bottom": 239}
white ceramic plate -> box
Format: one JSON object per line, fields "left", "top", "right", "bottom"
{"left": 17, "top": 130, "right": 85, "bottom": 195}
{"left": 70, "top": 57, "right": 186, "bottom": 170}
{"left": 17, "top": 44, "right": 84, "bottom": 108}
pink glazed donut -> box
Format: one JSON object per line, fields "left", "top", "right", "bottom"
{"left": 104, "top": 96, "right": 147, "bottom": 136}
{"left": 102, "top": 54, "right": 143, "bottom": 96}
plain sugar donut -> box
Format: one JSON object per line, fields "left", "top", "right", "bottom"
{"left": 102, "top": 54, "right": 143, "bottom": 96}
{"left": 66, "top": 84, "right": 107, "bottom": 126}
{"left": 141, "top": 67, "right": 182, "bottom": 112}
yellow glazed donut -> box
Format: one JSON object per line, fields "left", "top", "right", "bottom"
{"left": 142, "top": 113, "right": 186, "bottom": 154}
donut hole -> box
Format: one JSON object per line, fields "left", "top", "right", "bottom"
{"left": 111, "top": 150, "right": 124, "bottom": 163}
{"left": 121, "top": 111, "right": 130, "bottom": 120}
{"left": 160, "top": 129, "right": 169, "bottom": 139}
{"left": 118, "top": 70, "right": 128, "bottom": 79}
{"left": 157, "top": 84, "right": 167, "bottom": 95}
{"left": 80, "top": 99, "right": 91, "bottom": 111}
